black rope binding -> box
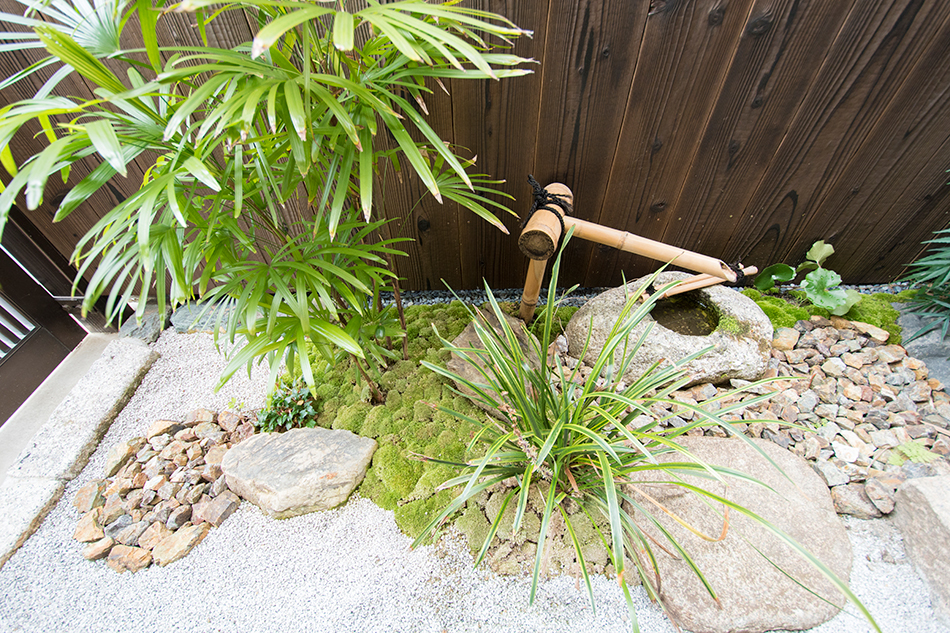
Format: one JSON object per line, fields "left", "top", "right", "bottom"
{"left": 523, "top": 175, "right": 573, "bottom": 252}
{"left": 726, "top": 261, "right": 746, "bottom": 286}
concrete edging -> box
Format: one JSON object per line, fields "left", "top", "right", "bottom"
{"left": 0, "top": 337, "right": 158, "bottom": 569}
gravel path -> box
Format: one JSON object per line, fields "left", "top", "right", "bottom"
{"left": 0, "top": 330, "right": 947, "bottom": 633}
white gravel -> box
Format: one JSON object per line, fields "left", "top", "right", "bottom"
{"left": 0, "top": 329, "right": 947, "bottom": 633}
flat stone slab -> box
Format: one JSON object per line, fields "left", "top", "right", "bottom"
{"left": 170, "top": 301, "right": 234, "bottom": 333}
{"left": 894, "top": 475, "right": 950, "bottom": 626}
{"left": 623, "top": 437, "right": 851, "bottom": 633}
{"left": 0, "top": 338, "right": 157, "bottom": 570}
{"left": 222, "top": 427, "right": 377, "bottom": 519}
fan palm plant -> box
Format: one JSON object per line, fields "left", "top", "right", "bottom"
{"left": 0, "top": 0, "right": 533, "bottom": 392}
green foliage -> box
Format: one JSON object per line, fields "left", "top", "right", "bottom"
{"left": 416, "top": 234, "right": 878, "bottom": 633}
{"left": 743, "top": 288, "right": 903, "bottom": 344}
{"left": 0, "top": 0, "right": 533, "bottom": 393}
{"left": 902, "top": 227, "right": 950, "bottom": 344}
{"left": 754, "top": 263, "right": 796, "bottom": 292}
{"left": 889, "top": 441, "right": 941, "bottom": 465}
{"left": 256, "top": 382, "right": 320, "bottom": 432}
{"left": 754, "top": 240, "right": 860, "bottom": 316}
{"left": 495, "top": 300, "right": 578, "bottom": 339}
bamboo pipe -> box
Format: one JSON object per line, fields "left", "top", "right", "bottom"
{"left": 518, "top": 185, "right": 736, "bottom": 282}
{"left": 519, "top": 259, "right": 548, "bottom": 322}
{"left": 519, "top": 184, "right": 574, "bottom": 322}
{"left": 656, "top": 266, "right": 758, "bottom": 300}
{"left": 518, "top": 182, "right": 739, "bottom": 322}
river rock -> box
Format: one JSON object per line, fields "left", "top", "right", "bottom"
{"left": 222, "top": 428, "right": 377, "bottom": 519}
{"left": 106, "top": 545, "right": 151, "bottom": 573}
{"left": 446, "top": 309, "right": 541, "bottom": 414}
{"left": 622, "top": 436, "right": 851, "bottom": 633}
{"left": 151, "top": 522, "right": 210, "bottom": 567}
{"left": 81, "top": 537, "right": 114, "bottom": 561}
{"left": 565, "top": 272, "right": 772, "bottom": 387}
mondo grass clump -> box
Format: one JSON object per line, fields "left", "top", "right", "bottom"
{"left": 413, "top": 232, "right": 879, "bottom": 633}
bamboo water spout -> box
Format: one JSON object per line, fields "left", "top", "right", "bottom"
{"left": 518, "top": 183, "right": 741, "bottom": 322}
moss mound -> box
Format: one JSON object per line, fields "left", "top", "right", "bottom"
{"left": 273, "top": 300, "right": 573, "bottom": 540}
{"left": 742, "top": 288, "right": 908, "bottom": 344}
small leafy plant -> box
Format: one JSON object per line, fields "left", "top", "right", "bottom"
{"left": 415, "top": 233, "right": 877, "bottom": 632}
{"left": 901, "top": 227, "right": 950, "bottom": 343}
{"left": 755, "top": 240, "right": 861, "bottom": 315}
{"left": 256, "top": 382, "right": 320, "bottom": 433}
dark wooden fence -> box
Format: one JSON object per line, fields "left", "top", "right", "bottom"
{"left": 3, "top": 0, "right": 950, "bottom": 293}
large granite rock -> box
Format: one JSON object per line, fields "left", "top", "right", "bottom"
{"left": 565, "top": 272, "right": 772, "bottom": 386}
{"left": 222, "top": 428, "right": 377, "bottom": 519}
{"left": 446, "top": 309, "right": 541, "bottom": 414}
{"left": 622, "top": 437, "right": 851, "bottom": 633}
{"left": 894, "top": 475, "right": 950, "bottom": 626}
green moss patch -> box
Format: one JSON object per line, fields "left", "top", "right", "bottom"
{"left": 272, "top": 301, "right": 512, "bottom": 539}
{"left": 742, "top": 288, "right": 905, "bottom": 343}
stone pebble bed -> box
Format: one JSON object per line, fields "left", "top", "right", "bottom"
{"left": 1, "top": 312, "right": 949, "bottom": 631}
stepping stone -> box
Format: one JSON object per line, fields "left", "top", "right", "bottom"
{"left": 622, "top": 436, "right": 851, "bottom": 633}
{"left": 222, "top": 428, "right": 376, "bottom": 519}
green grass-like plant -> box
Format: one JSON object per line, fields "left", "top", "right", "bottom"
{"left": 414, "top": 234, "right": 879, "bottom": 633}
{"left": 902, "top": 226, "right": 950, "bottom": 343}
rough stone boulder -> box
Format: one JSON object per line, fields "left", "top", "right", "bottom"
{"left": 894, "top": 475, "right": 950, "bottom": 626}
{"left": 623, "top": 436, "right": 851, "bottom": 633}
{"left": 222, "top": 428, "right": 377, "bottom": 519}
{"left": 565, "top": 272, "right": 772, "bottom": 386}
{"left": 447, "top": 309, "right": 541, "bottom": 413}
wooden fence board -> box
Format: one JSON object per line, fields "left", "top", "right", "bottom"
{"left": 659, "top": 0, "right": 855, "bottom": 269}
{"left": 721, "top": 0, "right": 950, "bottom": 272}
{"left": 446, "top": 0, "right": 548, "bottom": 291}
{"left": 4, "top": 0, "right": 950, "bottom": 294}
{"left": 584, "top": 0, "right": 757, "bottom": 287}
{"left": 527, "top": 0, "right": 648, "bottom": 287}
{"left": 796, "top": 14, "right": 950, "bottom": 282}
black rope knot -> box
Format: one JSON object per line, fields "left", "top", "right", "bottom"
{"left": 522, "top": 175, "right": 573, "bottom": 252}
{"left": 727, "top": 261, "right": 746, "bottom": 285}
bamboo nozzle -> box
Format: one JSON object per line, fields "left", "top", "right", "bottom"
{"left": 517, "top": 182, "right": 740, "bottom": 322}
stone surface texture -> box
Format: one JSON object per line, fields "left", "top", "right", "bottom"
{"left": 1, "top": 339, "right": 157, "bottom": 570}
{"left": 70, "top": 409, "right": 255, "bottom": 572}
{"left": 565, "top": 272, "right": 773, "bottom": 387}
{"left": 894, "top": 475, "right": 950, "bottom": 626}
{"left": 623, "top": 437, "right": 851, "bottom": 633}
{"left": 223, "top": 427, "right": 377, "bottom": 519}
{"left": 447, "top": 309, "right": 541, "bottom": 416}
{"left": 118, "top": 300, "right": 171, "bottom": 344}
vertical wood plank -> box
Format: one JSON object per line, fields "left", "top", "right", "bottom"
{"left": 528, "top": 0, "right": 649, "bottom": 287}
{"left": 720, "top": 0, "right": 950, "bottom": 270}
{"left": 448, "top": 0, "right": 548, "bottom": 290}
{"left": 380, "top": 79, "right": 465, "bottom": 291}
{"left": 659, "top": 0, "right": 855, "bottom": 266}
{"left": 794, "top": 15, "right": 950, "bottom": 282}
{"left": 586, "top": 0, "right": 762, "bottom": 287}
